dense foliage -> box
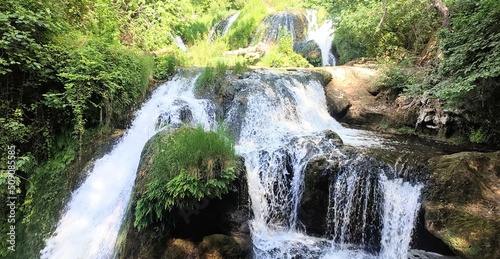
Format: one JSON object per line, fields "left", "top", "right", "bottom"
{"left": 134, "top": 126, "right": 237, "bottom": 231}
{"left": 333, "top": 0, "right": 439, "bottom": 64}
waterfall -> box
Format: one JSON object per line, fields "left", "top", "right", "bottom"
{"left": 173, "top": 35, "right": 188, "bottom": 52}
{"left": 41, "top": 69, "right": 425, "bottom": 258}
{"left": 40, "top": 72, "right": 216, "bottom": 258}
{"left": 251, "top": 11, "right": 308, "bottom": 45}
{"left": 306, "top": 10, "right": 336, "bottom": 66}
{"left": 208, "top": 12, "right": 240, "bottom": 41}
{"left": 225, "top": 70, "right": 423, "bottom": 258}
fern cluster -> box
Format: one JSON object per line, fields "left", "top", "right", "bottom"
{"left": 134, "top": 126, "right": 238, "bottom": 230}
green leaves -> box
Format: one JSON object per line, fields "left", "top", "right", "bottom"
{"left": 333, "top": 0, "right": 439, "bottom": 64}
{"left": 436, "top": 0, "right": 500, "bottom": 103}
{"left": 134, "top": 126, "right": 238, "bottom": 231}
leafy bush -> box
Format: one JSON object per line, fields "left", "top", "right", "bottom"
{"left": 436, "top": 0, "right": 500, "bottom": 103}
{"left": 155, "top": 50, "right": 186, "bottom": 80}
{"left": 469, "top": 128, "right": 490, "bottom": 144}
{"left": 134, "top": 126, "right": 237, "bottom": 230}
{"left": 258, "top": 32, "right": 312, "bottom": 68}
{"left": 333, "top": 0, "right": 439, "bottom": 64}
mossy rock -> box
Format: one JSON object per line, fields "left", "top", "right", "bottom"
{"left": 294, "top": 40, "right": 322, "bottom": 67}
{"left": 198, "top": 234, "right": 251, "bottom": 259}
{"left": 298, "top": 157, "right": 337, "bottom": 236}
{"left": 163, "top": 239, "right": 198, "bottom": 259}
{"left": 425, "top": 151, "right": 500, "bottom": 259}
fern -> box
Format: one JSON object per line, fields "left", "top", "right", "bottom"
{"left": 134, "top": 126, "right": 237, "bottom": 230}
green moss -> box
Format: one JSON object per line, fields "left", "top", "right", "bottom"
{"left": 198, "top": 234, "right": 246, "bottom": 259}
{"left": 134, "top": 126, "right": 238, "bottom": 230}
{"left": 258, "top": 32, "right": 312, "bottom": 68}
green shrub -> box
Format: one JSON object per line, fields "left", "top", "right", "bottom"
{"left": 469, "top": 128, "right": 489, "bottom": 144}
{"left": 333, "top": 0, "right": 439, "bottom": 64}
{"left": 258, "top": 32, "right": 312, "bottom": 68}
{"left": 134, "top": 126, "right": 237, "bottom": 230}
{"left": 155, "top": 50, "right": 186, "bottom": 80}
{"left": 194, "top": 61, "right": 229, "bottom": 94}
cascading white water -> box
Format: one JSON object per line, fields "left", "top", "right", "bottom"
{"left": 208, "top": 12, "right": 240, "bottom": 41}
{"left": 379, "top": 176, "right": 423, "bottom": 259}
{"left": 40, "top": 68, "right": 426, "bottom": 259}
{"left": 40, "top": 73, "right": 216, "bottom": 259}
{"left": 225, "top": 70, "right": 424, "bottom": 258}
{"left": 306, "top": 10, "right": 336, "bottom": 66}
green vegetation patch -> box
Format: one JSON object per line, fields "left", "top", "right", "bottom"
{"left": 258, "top": 32, "right": 312, "bottom": 68}
{"left": 134, "top": 126, "right": 238, "bottom": 231}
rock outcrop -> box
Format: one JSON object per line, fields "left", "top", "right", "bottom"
{"left": 294, "top": 40, "right": 322, "bottom": 67}
{"left": 322, "top": 66, "right": 467, "bottom": 139}
{"left": 116, "top": 130, "right": 251, "bottom": 259}
{"left": 425, "top": 151, "right": 500, "bottom": 259}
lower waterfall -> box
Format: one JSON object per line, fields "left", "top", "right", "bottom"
{"left": 40, "top": 69, "right": 425, "bottom": 258}
{"left": 225, "top": 70, "right": 423, "bottom": 258}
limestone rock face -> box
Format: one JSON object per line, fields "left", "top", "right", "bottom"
{"left": 425, "top": 151, "right": 500, "bottom": 259}
{"left": 252, "top": 9, "right": 309, "bottom": 45}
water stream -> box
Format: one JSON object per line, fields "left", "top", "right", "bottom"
{"left": 306, "top": 10, "right": 336, "bottom": 66}
{"left": 225, "top": 70, "right": 422, "bottom": 258}
{"left": 40, "top": 73, "right": 216, "bottom": 258}
{"left": 41, "top": 69, "right": 425, "bottom": 258}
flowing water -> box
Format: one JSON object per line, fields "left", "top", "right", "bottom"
{"left": 41, "top": 70, "right": 425, "bottom": 258}
{"left": 306, "top": 10, "right": 336, "bottom": 66}
{"left": 40, "top": 73, "right": 216, "bottom": 258}
{"left": 225, "top": 70, "right": 423, "bottom": 258}
{"left": 208, "top": 12, "right": 240, "bottom": 41}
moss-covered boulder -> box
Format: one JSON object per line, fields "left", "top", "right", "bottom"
{"left": 116, "top": 128, "right": 251, "bottom": 259}
{"left": 294, "top": 40, "right": 322, "bottom": 67}
{"left": 425, "top": 151, "right": 500, "bottom": 259}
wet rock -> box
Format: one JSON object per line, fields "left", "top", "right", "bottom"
{"left": 298, "top": 157, "right": 338, "bottom": 236}
{"left": 323, "top": 129, "right": 343, "bottom": 146}
{"left": 198, "top": 234, "right": 251, "bottom": 259}
{"left": 425, "top": 151, "right": 500, "bottom": 259}
{"left": 294, "top": 40, "right": 322, "bottom": 67}
{"left": 164, "top": 239, "right": 198, "bottom": 258}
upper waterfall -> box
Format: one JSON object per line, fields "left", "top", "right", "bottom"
{"left": 208, "top": 12, "right": 240, "bottom": 41}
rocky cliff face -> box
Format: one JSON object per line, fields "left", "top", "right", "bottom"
{"left": 425, "top": 151, "right": 500, "bottom": 259}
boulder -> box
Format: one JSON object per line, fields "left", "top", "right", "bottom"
{"left": 298, "top": 157, "right": 336, "bottom": 236}
{"left": 425, "top": 151, "right": 500, "bottom": 259}
{"left": 294, "top": 40, "right": 322, "bottom": 67}
{"left": 323, "top": 66, "right": 424, "bottom": 132}
{"left": 116, "top": 130, "right": 251, "bottom": 259}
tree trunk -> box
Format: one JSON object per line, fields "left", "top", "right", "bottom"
{"left": 431, "top": 0, "right": 450, "bottom": 29}
{"left": 377, "top": 0, "right": 387, "bottom": 29}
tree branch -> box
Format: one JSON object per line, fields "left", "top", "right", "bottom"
{"left": 377, "top": 0, "right": 387, "bottom": 29}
